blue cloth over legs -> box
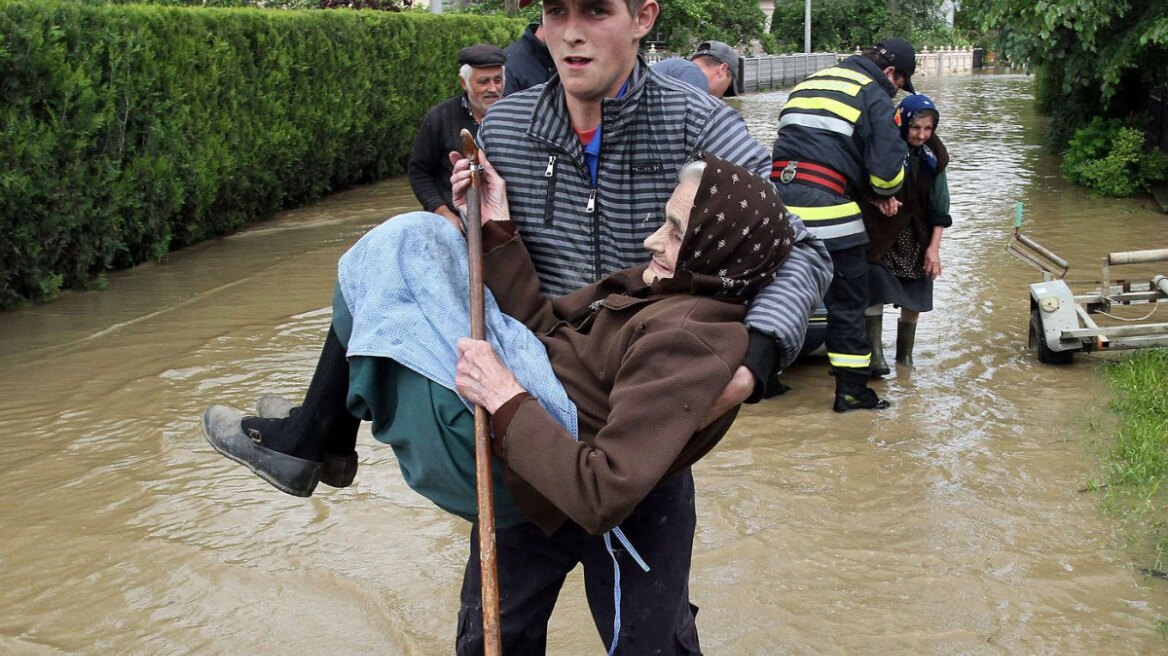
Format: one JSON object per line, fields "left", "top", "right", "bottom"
{"left": 337, "top": 211, "right": 578, "bottom": 437}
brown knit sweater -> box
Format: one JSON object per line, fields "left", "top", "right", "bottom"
{"left": 480, "top": 221, "right": 748, "bottom": 536}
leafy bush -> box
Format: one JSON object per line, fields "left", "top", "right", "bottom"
{"left": 1061, "top": 117, "right": 1168, "bottom": 197}
{"left": 0, "top": 1, "right": 521, "bottom": 308}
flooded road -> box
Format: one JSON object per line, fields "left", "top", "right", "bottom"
{"left": 3, "top": 72, "right": 1168, "bottom": 654}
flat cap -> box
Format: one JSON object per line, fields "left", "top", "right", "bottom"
{"left": 458, "top": 44, "right": 507, "bottom": 68}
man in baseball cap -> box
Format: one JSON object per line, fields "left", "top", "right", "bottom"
{"left": 875, "top": 37, "right": 917, "bottom": 94}
{"left": 651, "top": 39, "right": 741, "bottom": 98}
{"left": 690, "top": 40, "right": 740, "bottom": 97}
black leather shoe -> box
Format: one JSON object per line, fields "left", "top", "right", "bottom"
{"left": 254, "top": 394, "right": 357, "bottom": 489}
{"left": 201, "top": 405, "right": 322, "bottom": 497}
{"left": 832, "top": 388, "right": 891, "bottom": 413}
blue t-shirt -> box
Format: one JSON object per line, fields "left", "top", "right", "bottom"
{"left": 650, "top": 57, "right": 709, "bottom": 93}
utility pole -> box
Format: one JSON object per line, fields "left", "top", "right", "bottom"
{"left": 804, "top": 0, "right": 811, "bottom": 53}
{"left": 505, "top": 0, "right": 518, "bottom": 16}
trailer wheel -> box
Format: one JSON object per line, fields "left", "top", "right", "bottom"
{"left": 1030, "top": 308, "right": 1075, "bottom": 364}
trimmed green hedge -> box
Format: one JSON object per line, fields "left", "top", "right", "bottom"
{"left": 0, "top": 1, "right": 521, "bottom": 308}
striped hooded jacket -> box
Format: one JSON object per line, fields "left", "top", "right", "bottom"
{"left": 771, "top": 54, "right": 907, "bottom": 251}
{"left": 477, "top": 59, "right": 832, "bottom": 372}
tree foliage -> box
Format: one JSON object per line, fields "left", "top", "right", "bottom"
{"left": 769, "top": 0, "right": 954, "bottom": 54}
{"left": 651, "top": 0, "right": 769, "bottom": 53}
{"left": 76, "top": 0, "right": 414, "bottom": 8}
{"left": 974, "top": 0, "right": 1168, "bottom": 148}
{"left": 454, "top": 0, "right": 770, "bottom": 56}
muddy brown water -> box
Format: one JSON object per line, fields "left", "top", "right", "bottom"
{"left": 3, "top": 72, "right": 1167, "bottom": 654}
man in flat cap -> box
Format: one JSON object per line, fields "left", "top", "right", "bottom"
{"left": 407, "top": 44, "right": 506, "bottom": 225}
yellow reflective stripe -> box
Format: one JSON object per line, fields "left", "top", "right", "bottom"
{"left": 783, "top": 96, "right": 861, "bottom": 123}
{"left": 810, "top": 66, "right": 873, "bottom": 86}
{"left": 828, "top": 352, "right": 871, "bottom": 368}
{"left": 869, "top": 166, "right": 905, "bottom": 190}
{"left": 792, "top": 79, "right": 863, "bottom": 97}
{"left": 785, "top": 202, "right": 861, "bottom": 221}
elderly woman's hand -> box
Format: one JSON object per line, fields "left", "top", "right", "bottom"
{"left": 449, "top": 149, "right": 511, "bottom": 226}
{"left": 924, "top": 243, "right": 942, "bottom": 278}
{"left": 455, "top": 338, "right": 527, "bottom": 414}
{"left": 873, "top": 197, "right": 902, "bottom": 217}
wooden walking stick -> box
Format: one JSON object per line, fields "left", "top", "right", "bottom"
{"left": 460, "top": 129, "right": 502, "bottom": 656}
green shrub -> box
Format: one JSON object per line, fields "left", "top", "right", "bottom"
{"left": 768, "top": 0, "right": 951, "bottom": 54}
{"left": 0, "top": 1, "right": 521, "bottom": 308}
{"left": 1061, "top": 117, "right": 1168, "bottom": 197}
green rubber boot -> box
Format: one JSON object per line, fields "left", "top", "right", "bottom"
{"left": 866, "top": 314, "right": 889, "bottom": 377}
{"left": 896, "top": 320, "right": 917, "bottom": 370}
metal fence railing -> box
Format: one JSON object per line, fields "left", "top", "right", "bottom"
{"left": 739, "top": 53, "right": 837, "bottom": 92}
{"left": 914, "top": 46, "right": 977, "bottom": 78}
{"left": 648, "top": 46, "right": 983, "bottom": 95}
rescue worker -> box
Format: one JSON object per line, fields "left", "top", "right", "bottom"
{"left": 407, "top": 44, "right": 506, "bottom": 227}
{"left": 770, "top": 38, "right": 916, "bottom": 412}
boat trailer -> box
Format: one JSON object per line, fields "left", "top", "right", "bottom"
{"left": 1008, "top": 205, "right": 1168, "bottom": 364}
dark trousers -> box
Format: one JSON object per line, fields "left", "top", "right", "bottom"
{"left": 824, "top": 245, "right": 873, "bottom": 386}
{"left": 455, "top": 470, "right": 702, "bottom": 656}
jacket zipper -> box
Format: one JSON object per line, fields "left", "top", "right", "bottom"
{"left": 542, "top": 155, "right": 558, "bottom": 225}
{"left": 575, "top": 299, "right": 605, "bottom": 332}
{"left": 589, "top": 189, "right": 600, "bottom": 280}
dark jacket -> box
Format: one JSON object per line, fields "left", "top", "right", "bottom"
{"left": 407, "top": 95, "right": 478, "bottom": 213}
{"left": 771, "top": 55, "right": 907, "bottom": 250}
{"left": 503, "top": 24, "right": 555, "bottom": 96}
{"left": 863, "top": 135, "right": 951, "bottom": 261}
{"left": 480, "top": 221, "right": 746, "bottom": 535}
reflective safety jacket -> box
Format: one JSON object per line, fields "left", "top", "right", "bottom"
{"left": 771, "top": 54, "right": 906, "bottom": 251}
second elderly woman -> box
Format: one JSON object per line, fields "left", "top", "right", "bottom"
{"left": 861, "top": 93, "right": 952, "bottom": 375}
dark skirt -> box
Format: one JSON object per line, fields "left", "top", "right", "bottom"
{"left": 868, "top": 262, "right": 934, "bottom": 312}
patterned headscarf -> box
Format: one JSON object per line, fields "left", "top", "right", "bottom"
{"left": 671, "top": 153, "right": 795, "bottom": 299}
{"left": 897, "top": 93, "right": 940, "bottom": 140}
{"left": 897, "top": 93, "right": 941, "bottom": 173}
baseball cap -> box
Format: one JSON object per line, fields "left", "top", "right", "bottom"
{"left": 691, "top": 40, "right": 740, "bottom": 97}
{"left": 875, "top": 38, "right": 916, "bottom": 94}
